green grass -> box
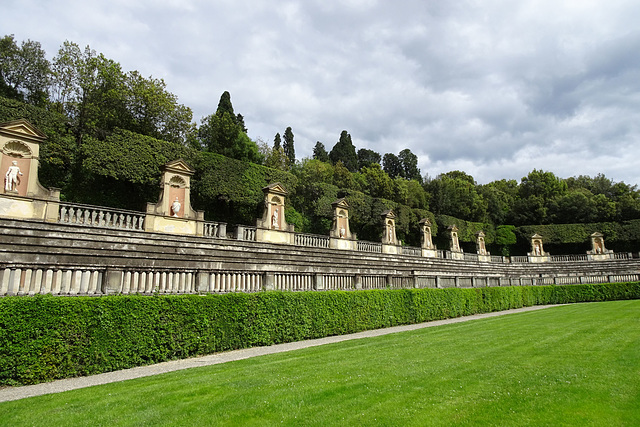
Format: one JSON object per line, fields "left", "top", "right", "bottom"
{"left": 1, "top": 300, "right": 639, "bottom": 426}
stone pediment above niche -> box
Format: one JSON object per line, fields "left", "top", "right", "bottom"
{"left": 262, "top": 182, "right": 288, "bottom": 196}
{"left": 332, "top": 198, "right": 349, "bottom": 210}
{"left": 0, "top": 119, "right": 46, "bottom": 142}
{"left": 163, "top": 159, "right": 195, "bottom": 176}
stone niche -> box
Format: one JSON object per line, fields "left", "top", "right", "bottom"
{"left": 476, "top": 231, "right": 491, "bottom": 262}
{"left": 329, "top": 198, "right": 356, "bottom": 250}
{"left": 528, "top": 233, "right": 550, "bottom": 262}
{"left": 256, "top": 183, "right": 295, "bottom": 244}
{"left": 0, "top": 119, "right": 60, "bottom": 222}
{"left": 380, "top": 210, "right": 399, "bottom": 254}
{"left": 587, "top": 232, "right": 613, "bottom": 260}
{"left": 447, "top": 225, "right": 464, "bottom": 260}
{"left": 145, "top": 159, "right": 204, "bottom": 236}
{"left": 420, "top": 218, "right": 438, "bottom": 258}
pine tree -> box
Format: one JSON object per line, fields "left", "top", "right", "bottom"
{"left": 274, "top": 133, "right": 281, "bottom": 150}
{"left": 283, "top": 126, "right": 295, "bottom": 165}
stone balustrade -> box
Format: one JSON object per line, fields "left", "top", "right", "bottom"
{"left": 2, "top": 264, "right": 640, "bottom": 297}
{"left": 295, "top": 233, "right": 330, "bottom": 249}
{"left": 0, "top": 266, "right": 103, "bottom": 296}
{"left": 357, "top": 241, "right": 382, "bottom": 253}
{"left": 550, "top": 254, "right": 589, "bottom": 262}
{"left": 59, "top": 202, "right": 145, "bottom": 231}
{"left": 401, "top": 246, "right": 422, "bottom": 257}
{"left": 203, "top": 221, "right": 227, "bottom": 238}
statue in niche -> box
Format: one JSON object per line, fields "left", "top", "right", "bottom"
{"left": 340, "top": 226, "right": 346, "bottom": 238}
{"left": 5, "top": 160, "right": 22, "bottom": 192}
{"left": 478, "top": 236, "right": 486, "bottom": 255}
{"left": 534, "top": 241, "right": 541, "bottom": 256}
{"left": 594, "top": 239, "right": 602, "bottom": 254}
{"left": 171, "top": 197, "right": 181, "bottom": 217}
{"left": 272, "top": 207, "right": 279, "bottom": 229}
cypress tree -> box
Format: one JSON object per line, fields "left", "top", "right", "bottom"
{"left": 329, "top": 130, "right": 357, "bottom": 172}
{"left": 283, "top": 126, "right": 295, "bottom": 164}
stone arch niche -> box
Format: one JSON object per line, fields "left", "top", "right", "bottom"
{"left": 476, "top": 231, "right": 489, "bottom": 256}
{"left": 528, "top": 233, "right": 550, "bottom": 262}
{"left": 587, "top": 232, "right": 613, "bottom": 260}
{"left": 256, "top": 183, "right": 295, "bottom": 244}
{"left": 0, "top": 119, "right": 60, "bottom": 221}
{"left": 447, "top": 225, "right": 464, "bottom": 260}
{"left": 420, "top": 218, "right": 438, "bottom": 258}
{"left": 145, "top": 159, "right": 204, "bottom": 235}
{"left": 380, "top": 209, "right": 399, "bottom": 254}
{"left": 329, "top": 198, "right": 356, "bottom": 250}
{"left": 476, "top": 230, "right": 491, "bottom": 262}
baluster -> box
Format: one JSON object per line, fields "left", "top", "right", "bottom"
{"left": 59, "top": 206, "right": 67, "bottom": 223}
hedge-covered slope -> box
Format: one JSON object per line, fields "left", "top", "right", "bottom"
{"left": 1, "top": 283, "right": 639, "bottom": 386}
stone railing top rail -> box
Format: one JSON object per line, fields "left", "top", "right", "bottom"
{"left": 59, "top": 201, "right": 146, "bottom": 217}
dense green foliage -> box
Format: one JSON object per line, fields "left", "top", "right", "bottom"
{"left": 1, "top": 283, "right": 638, "bottom": 387}
{"left": 191, "top": 151, "right": 297, "bottom": 224}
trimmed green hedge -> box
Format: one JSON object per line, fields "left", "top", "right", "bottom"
{"left": 516, "top": 220, "right": 640, "bottom": 253}
{"left": 1, "top": 283, "right": 639, "bottom": 386}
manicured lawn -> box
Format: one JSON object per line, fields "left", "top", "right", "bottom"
{"left": 1, "top": 300, "right": 638, "bottom": 426}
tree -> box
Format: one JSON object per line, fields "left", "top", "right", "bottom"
{"left": 333, "top": 161, "right": 357, "bottom": 190}
{"left": 426, "top": 172, "right": 487, "bottom": 221}
{"left": 357, "top": 148, "right": 381, "bottom": 170}
{"left": 382, "top": 153, "right": 403, "bottom": 178}
{"left": 124, "top": 70, "right": 194, "bottom": 144}
{"left": 0, "top": 35, "right": 50, "bottom": 106}
{"left": 283, "top": 126, "right": 295, "bottom": 165}
{"left": 51, "top": 41, "right": 131, "bottom": 143}
{"left": 198, "top": 91, "right": 261, "bottom": 163}
{"left": 216, "top": 90, "right": 234, "bottom": 117}
{"left": 236, "top": 113, "right": 247, "bottom": 133}
{"left": 398, "top": 148, "right": 421, "bottom": 182}
{"left": 274, "top": 133, "right": 281, "bottom": 150}
{"left": 360, "top": 163, "right": 393, "bottom": 199}
{"left": 329, "top": 130, "right": 357, "bottom": 172}
{"left": 519, "top": 169, "right": 567, "bottom": 200}
{"left": 313, "top": 141, "right": 329, "bottom": 162}
{"left": 479, "top": 179, "right": 518, "bottom": 225}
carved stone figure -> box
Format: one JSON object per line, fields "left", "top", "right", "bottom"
{"left": 171, "top": 197, "right": 181, "bottom": 217}
{"left": 534, "top": 242, "right": 541, "bottom": 256}
{"left": 5, "top": 160, "right": 22, "bottom": 192}
{"left": 340, "top": 227, "right": 346, "bottom": 238}
{"left": 272, "top": 207, "right": 279, "bottom": 229}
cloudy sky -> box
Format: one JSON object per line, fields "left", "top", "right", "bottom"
{"left": 3, "top": 0, "right": 640, "bottom": 185}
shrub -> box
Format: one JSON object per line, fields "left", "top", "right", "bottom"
{"left": 1, "top": 282, "right": 639, "bottom": 386}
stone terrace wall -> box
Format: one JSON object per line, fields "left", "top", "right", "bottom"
{"left": 0, "top": 217, "right": 639, "bottom": 296}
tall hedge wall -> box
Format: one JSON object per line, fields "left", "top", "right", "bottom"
{"left": 516, "top": 220, "right": 640, "bottom": 253}
{"left": 1, "top": 283, "right": 639, "bottom": 386}
{"left": 191, "top": 151, "right": 298, "bottom": 225}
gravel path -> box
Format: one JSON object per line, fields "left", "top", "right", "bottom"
{"left": 0, "top": 304, "right": 559, "bottom": 403}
